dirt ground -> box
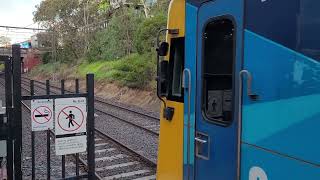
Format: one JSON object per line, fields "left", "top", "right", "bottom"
{"left": 26, "top": 74, "right": 160, "bottom": 113}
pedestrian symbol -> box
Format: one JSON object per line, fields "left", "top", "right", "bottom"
{"left": 207, "top": 90, "right": 223, "bottom": 117}
{"left": 66, "top": 111, "right": 75, "bottom": 128}
{"left": 212, "top": 99, "right": 217, "bottom": 113}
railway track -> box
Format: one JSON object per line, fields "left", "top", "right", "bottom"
{"left": 21, "top": 77, "right": 159, "bottom": 120}
{"left": 0, "top": 79, "right": 157, "bottom": 179}
{"left": 21, "top": 77, "right": 160, "bottom": 136}
{"left": 19, "top": 78, "right": 159, "bottom": 163}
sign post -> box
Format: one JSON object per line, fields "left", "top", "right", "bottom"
{"left": 55, "top": 97, "right": 87, "bottom": 155}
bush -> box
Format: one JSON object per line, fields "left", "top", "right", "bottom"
{"left": 79, "top": 53, "right": 156, "bottom": 88}
{"left": 29, "top": 62, "right": 59, "bottom": 77}
{"left": 134, "top": 14, "right": 167, "bottom": 54}
{"left": 41, "top": 52, "right": 52, "bottom": 64}
{"left": 104, "top": 53, "right": 156, "bottom": 88}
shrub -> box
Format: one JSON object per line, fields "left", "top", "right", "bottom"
{"left": 29, "top": 62, "right": 59, "bottom": 77}
{"left": 85, "top": 53, "right": 157, "bottom": 88}
{"left": 106, "top": 53, "right": 156, "bottom": 88}
{"left": 41, "top": 52, "right": 52, "bottom": 64}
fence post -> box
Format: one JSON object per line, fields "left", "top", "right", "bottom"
{"left": 12, "top": 44, "right": 22, "bottom": 179}
{"left": 86, "top": 74, "right": 95, "bottom": 179}
{"left": 30, "top": 80, "right": 35, "bottom": 180}
{"left": 75, "top": 79, "right": 80, "bottom": 178}
{"left": 46, "top": 80, "right": 51, "bottom": 180}
{"left": 61, "top": 80, "right": 66, "bottom": 179}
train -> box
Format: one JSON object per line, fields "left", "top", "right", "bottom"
{"left": 155, "top": 0, "right": 320, "bottom": 179}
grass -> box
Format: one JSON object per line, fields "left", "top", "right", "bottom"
{"left": 29, "top": 62, "right": 61, "bottom": 77}
{"left": 0, "top": 64, "right": 4, "bottom": 72}
{"left": 30, "top": 53, "right": 157, "bottom": 89}
{"left": 78, "top": 53, "right": 156, "bottom": 88}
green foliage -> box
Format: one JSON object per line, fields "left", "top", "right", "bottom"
{"left": 34, "top": 0, "right": 109, "bottom": 62}
{"left": 104, "top": 53, "right": 156, "bottom": 88}
{"left": 0, "top": 64, "right": 4, "bottom": 72}
{"left": 98, "top": 0, "right": 110, "bottom": 12}
{"left": 134, "top": 14, "right": 167, "bottom": 54}
{"left": 87, "top": 8, "right": 144, "bottom": 61}
{"left": 79, "top": 53, "right": 156, "bottom": 88}
{"left": 41, "top": 52, "right": 52, "bottom": 64}
{"left": 29, "top": 62, "right": 59, "bottom": 77}
{"left": 150, "top": 0, "right": 170, "bottom": 16}
{"left": 32, "top": 0, "right": 170, "bottom": 89}
{"left": 78, "top": 61, "right": 107, "bottom": 75}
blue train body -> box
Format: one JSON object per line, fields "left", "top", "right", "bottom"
{"left": 156, "top": 0, "right": 320, "bottom": 179}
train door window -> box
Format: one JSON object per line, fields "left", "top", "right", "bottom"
{"left": 202, "top": 18, "right": 235, "bottom": 124}
{"left": 167, "top": 37, "right": 185, "bottom": 102}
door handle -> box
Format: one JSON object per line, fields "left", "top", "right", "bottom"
{"left": 195, "top": 137, "right": 207, "bottom": 144}
{"left": 237, "top": 69, "right": 258, "bottom": 179}
{"left": 195, "top": 133, "right": 209, "bottom": 160}
{"left": 239, "top": 70, "right": 259, "bottom": 100}
{"left": 182, "top": 68, "right": 192, "bottom": 179}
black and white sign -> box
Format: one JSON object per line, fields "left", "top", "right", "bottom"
{"left": 207, "top": 90, "right": 223, "bottom": 117}
{"left": 31, "top": 99, "right": 53, "bottom": 131}
{"left": 55, "top": 97, "right": 87, "bottom": 155}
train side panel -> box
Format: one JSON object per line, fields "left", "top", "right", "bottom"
{"left": 241, "top": 0, "right": 320, "bottom": 178}
{"left": 156, "top": 0, "right": 185, "bottom": 179}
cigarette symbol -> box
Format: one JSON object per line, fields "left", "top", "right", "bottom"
{"left": 35, "top": 114, "right": 49, "bottom": 118}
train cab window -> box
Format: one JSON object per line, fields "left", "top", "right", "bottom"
{"left": 167, "top": 37, "right": 185, "bottom": 102}
{"left": 202, "top": 18, "right": 235, "bottom": 124}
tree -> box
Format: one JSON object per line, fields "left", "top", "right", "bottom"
{"left": 33, "top": 0, "right": 110, "bottom": 62}
{"left": 0, "top": 36, "right": 11, "bottom": 47}
{"left": 134, "top": 13, "right": 166, "bottom": 54}
{"left": 87, "top": 7, "right": 144, "bottom": 61}
{"left": 150, "top": 0, "right": 170, "bottom": 16}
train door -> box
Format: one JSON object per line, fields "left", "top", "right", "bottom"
{"left": 193, "top": 0, "right": 244, "bottom": 179}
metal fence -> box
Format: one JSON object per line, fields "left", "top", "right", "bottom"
{"left": 0, "top": 45, "right": 95, "bottom": 180}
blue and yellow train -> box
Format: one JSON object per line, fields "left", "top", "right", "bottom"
{"left": 155, "top": 0, "right": 320, "bottom": 179}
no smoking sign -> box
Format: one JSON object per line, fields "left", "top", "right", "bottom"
{"left": 31, "top": 99, "right": 54, "bottom": 131}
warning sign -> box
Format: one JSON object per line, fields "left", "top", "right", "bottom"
{"left": 31, "top": 99, "right": 54, "bottom": 131}
{"left": 55, "top": 97, "right": 87, "bottom": 155}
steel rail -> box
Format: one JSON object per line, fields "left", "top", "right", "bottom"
{"left": 95, "top": 128, "right": 157, "bottom": 167}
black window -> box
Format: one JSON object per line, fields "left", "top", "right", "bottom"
{"left": 202, "top": 18, "right": 235, "bottom": 124}
{"left": 167, "top": 37, "right": 185, "bottom": 102}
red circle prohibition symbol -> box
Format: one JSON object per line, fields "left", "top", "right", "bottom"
{"left": 57, "top": 106, "right": 84, "bottom": 132}
{"left": 32, "top": 106, "right": 52, "bottom": 124}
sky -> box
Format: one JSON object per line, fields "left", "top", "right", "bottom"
{"left": 0, "top": 0, "right": 43, "bottom": 43}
